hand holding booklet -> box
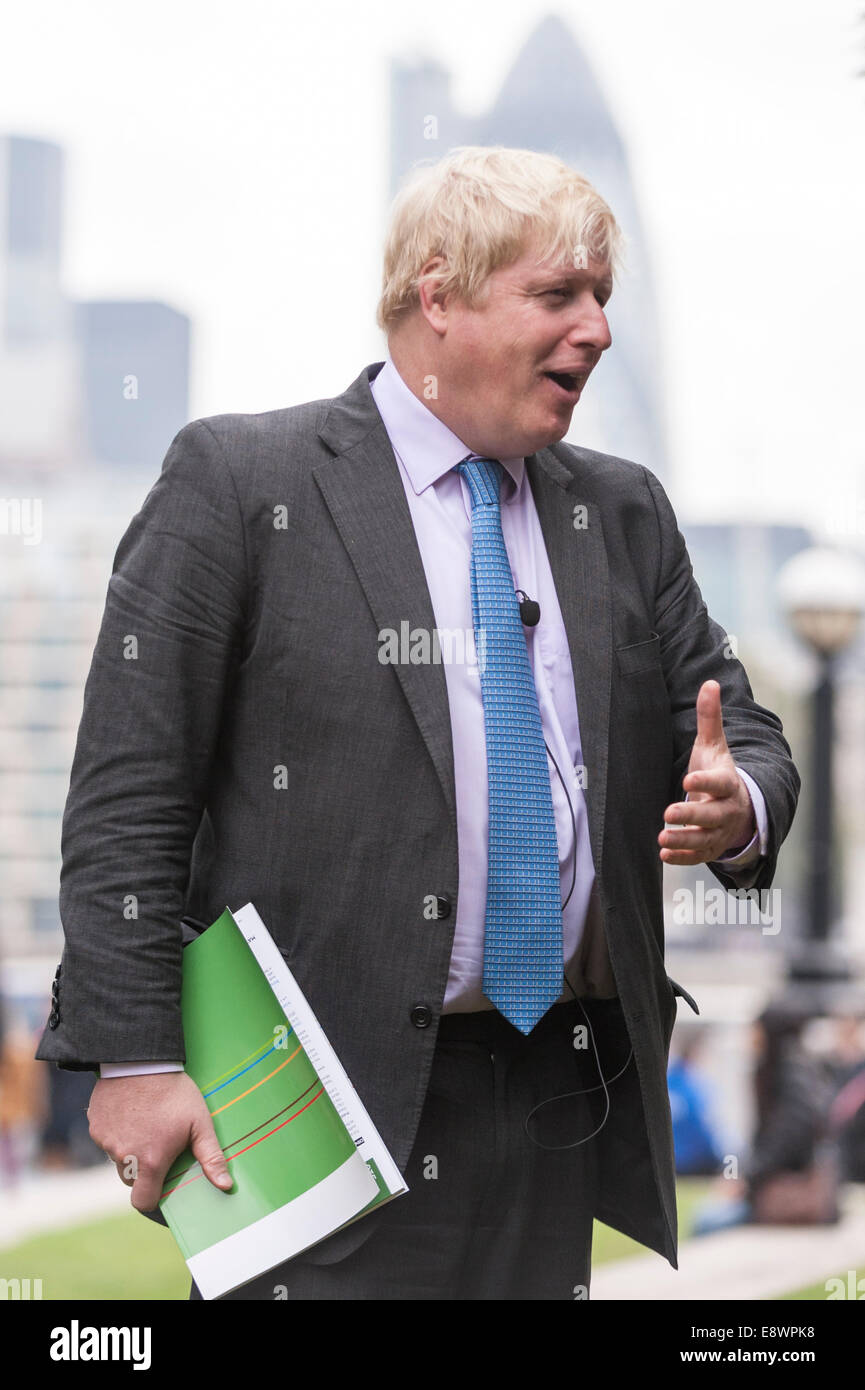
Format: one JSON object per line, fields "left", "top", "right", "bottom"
{"left": 157, "top": 902, "right": 407, "bottom": 1299}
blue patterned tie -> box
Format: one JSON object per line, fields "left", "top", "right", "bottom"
{"left": 454, "top": 455, "right": 563, "bottom": 1033}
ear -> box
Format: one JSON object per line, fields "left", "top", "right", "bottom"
{"left": 417, "top": 256, "right": 454, "bottom": 335}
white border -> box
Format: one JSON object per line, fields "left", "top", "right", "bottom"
{"left": 186, "top": 1151, "right": 379, "bottom": 1300}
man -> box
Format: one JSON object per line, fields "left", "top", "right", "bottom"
{"left": 36, "top": 146, "right": 800, "bottom": 1299}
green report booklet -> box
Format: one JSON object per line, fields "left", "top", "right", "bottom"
{"left": 158, "top": 902, "right": 407, "bottom": 1299}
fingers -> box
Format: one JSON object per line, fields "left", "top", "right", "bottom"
{"left": 130, "top": 1159, "right": 170, "bottom": 1213}
{"left": 662, "top": 797, "right": 727, "bottom": 830}
{"left": 106, "top": 1149, "right": 166, "bottom": 1211}
{"left": 114, "top": 1157, "right": 134, "bottom": 1188}
{"left": 694, "top": 680, "right": 727, "bottom": 748}
{"left": 110, "top": 1132, "right": 232, "bottom": 1209}
{"left": 682, "top": 768, "right": 738, "bottom": 800}
{"left": 659, "top": 846, "right": 706, "bottom": 865}
{"left": 190, "top": 1115, "right": 233, "bottom": 1193}
{"left": 659, "top": 793, "right": 733, "bottom": 864}
{"left": 660, "top": 827, "right": 719, "bottom": 851}
{"left": 659, "top": 823, "right": 719, "bottom": 855}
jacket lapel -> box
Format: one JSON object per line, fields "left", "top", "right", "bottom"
{"left": 315, "top": 364, "right": 612, "bottom": 875}
{"left": 315, "top": 365, "right": 458, "bottom": 825}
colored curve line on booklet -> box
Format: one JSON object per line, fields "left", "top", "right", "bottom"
{"left": 162, "top": 1085, "right": 326, "bottom": 1197}
{"left": 209, "top": 1046, "right": 302, "bottom": 1113}
{"left": 202, "top": 1031, "right": 297, "bottom": 1098}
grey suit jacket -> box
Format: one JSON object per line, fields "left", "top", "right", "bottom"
{"left": 36, "top": 361, "right": 800, "bottom": 1269}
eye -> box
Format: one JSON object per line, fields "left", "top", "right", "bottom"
{"left": 546, "top": 288, "right": 569, "bottom": 299}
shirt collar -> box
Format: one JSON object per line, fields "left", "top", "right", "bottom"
{"left": 369, "top": 356, "right": 525, "bottom": 502}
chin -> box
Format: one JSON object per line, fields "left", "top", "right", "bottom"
{"left": 535, "top": 421, "right": 572, "bottom": 450}
{"left": 503, "top": 415, "right": 573, "bottom": 457}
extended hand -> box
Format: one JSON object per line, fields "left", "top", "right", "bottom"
{"left": 658, "top": 680, "right": 756, "bottom": 866}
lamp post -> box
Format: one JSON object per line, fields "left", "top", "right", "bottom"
{"left": 777, "top": 547, "right": 865, "bottom": 1011}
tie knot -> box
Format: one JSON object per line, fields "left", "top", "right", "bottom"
{"left": 454, "top": 455, "right": 503, "bottom": 510}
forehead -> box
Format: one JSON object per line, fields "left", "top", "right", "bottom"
{"left": 500, "top": 243, "right": 613, "bottom": 293}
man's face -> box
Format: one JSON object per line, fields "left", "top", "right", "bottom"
{"left": 429, "top": 238, "right": 613, "bottom": 459}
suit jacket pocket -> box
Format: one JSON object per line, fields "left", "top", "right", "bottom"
{"left": 616, "top": 632, "right": 663, "bottom": 676}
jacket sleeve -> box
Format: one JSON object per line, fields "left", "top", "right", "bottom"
{"left": 35, "top": 420, "right": 248, "bottom": 1072}
{"left": 642, "top": 465, "right": 801, "bottom": 895}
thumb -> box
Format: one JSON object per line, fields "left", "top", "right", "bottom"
{"left": 190, "top": 1112, "right": 233, "bottom": 1193}
{"left": 694, "top": 679, "right": 727, "bottom": 748}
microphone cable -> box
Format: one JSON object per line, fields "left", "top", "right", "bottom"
{"left": 510, "top": 594, "right": 634, "bottom": 1150}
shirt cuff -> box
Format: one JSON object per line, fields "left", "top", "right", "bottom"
{"left": 99, "top": 1061, "right": 185, "bottom": 1078}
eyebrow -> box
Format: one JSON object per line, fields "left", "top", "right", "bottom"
{"left": 530, "top": 269, "right": 613, "bottom": 297}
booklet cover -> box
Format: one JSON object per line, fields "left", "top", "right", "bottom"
{"left": 158, "top": 903, "right": 406, "bottom": 1299}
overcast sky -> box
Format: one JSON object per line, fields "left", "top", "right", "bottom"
{"left": 2, "top": 0, "right": 864, "bottom": 536}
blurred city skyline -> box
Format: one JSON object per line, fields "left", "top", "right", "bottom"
{"left": 0, "top": 0, "right": 862, "bottom": 534}
{"left": 1, "top": 1, "right": 864, "bottom": 983}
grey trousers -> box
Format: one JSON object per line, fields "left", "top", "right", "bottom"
{"left": 190, "top": 996, "right": 628, "bottom": 1301}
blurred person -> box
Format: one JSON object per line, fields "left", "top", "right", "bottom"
{"left": 826, "top": 1016, "right": 865, "bottom": 1183}
{"left": 0, "top": 1020, "right": 48, "bottom": 1186}
{"left": 38, "top": 1063, "right": 101, "bottom": 1171}
{"left": 35, "top": 146, "right": 799, "bottom": 1299}
{"left": 667, "top": 1028, "right": 724, "bottom": 1176}
{"left": 693, "top": 1005, "right": 838, "bottom": 1234}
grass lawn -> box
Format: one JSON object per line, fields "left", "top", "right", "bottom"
{"left": 780, "top": 1270, "right": 864, "bottom": 1301}
{"left": 0, "top": 1178, "right": 853, "bottom": 1299}
{"left": 0, "top": 1210, "right": 190, "bottom": 1301}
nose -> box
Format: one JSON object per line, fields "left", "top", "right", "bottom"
{"left": 566, "top": 295, "right": 612, "bottom": 356}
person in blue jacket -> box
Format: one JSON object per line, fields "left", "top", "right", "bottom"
{"left": 668, "top": 1029, "right": 724, "bottom": 1176}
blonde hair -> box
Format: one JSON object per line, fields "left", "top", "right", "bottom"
{"left": 376, "top": 145, "right": 626, "bottom": 335}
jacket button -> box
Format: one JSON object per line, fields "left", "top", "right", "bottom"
{"left": 435, "top": 894, "right": 452, "bottom": 919}
{"left": 47, "top": 1010, "right": 60, "bottom": 1029}
{"left": 410, "top": 1004, "right": 433, "bottom": 1028}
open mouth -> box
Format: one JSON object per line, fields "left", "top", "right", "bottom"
{"left": 544, "top": 371, "right": 583, "bottom": 398}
